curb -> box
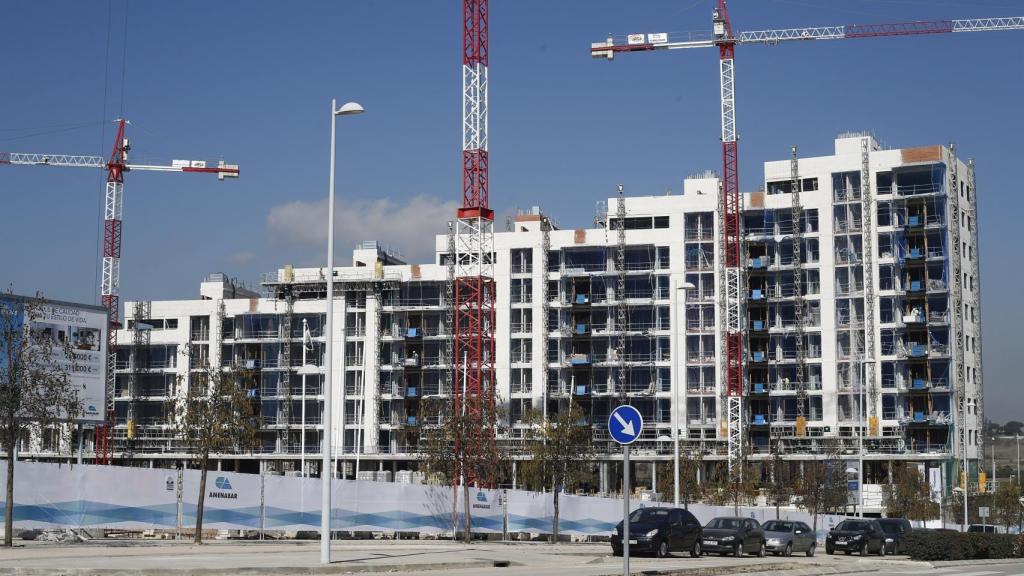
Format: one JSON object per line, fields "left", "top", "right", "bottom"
{"left": 927, "top": 557, "right": 1024, "bottom": 568}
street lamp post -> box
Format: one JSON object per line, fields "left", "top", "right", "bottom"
{"left": 322, "top": 98, "right": 364, "bottom": 565}
{"left": 992, "top": 436, "right": 997, "bottom": 494}
{"left": 671, "top": 279, "right": 695, "bottom": 508}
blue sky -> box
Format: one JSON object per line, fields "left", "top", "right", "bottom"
{"left": 1, "top": 0, "right": 1021, "bottom": 421}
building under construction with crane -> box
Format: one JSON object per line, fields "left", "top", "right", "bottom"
{"left": 16, "top": 131, "right": 984, "bottom": 513}
{"left": 9, "top": 0, "right": 1011, "bottom": 514}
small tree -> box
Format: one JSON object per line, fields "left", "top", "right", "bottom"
{"left": 706, "top": 457, "right": 758, "bottom": 513}
{"left": 420, "top": 394, "right": 509, "bottom": 543}
{"left": 166, "top": 361, "right": 258, "bottom": 544}
{"left": 655, "top": 449, "right": 704, "bottom": 510}
{"left": 883, "top": 465, "right": 939, "bottom": 524}
{"left": 1, "top": 293, "right": 80, "bottom": 547}
{"left": 992, "top": 478, "right": 1024, "bottom": 534}
{"left": 765, "top": 445, "right": 793, "bottom": 519}
{"left": 794, "top": 451, "right": 847, "bottom": 533}
{"left": 520, "top": 403, "right": 594, "bottom": 541}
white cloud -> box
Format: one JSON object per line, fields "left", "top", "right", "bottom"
{"left": 229, "top": 251, "right": 257, "bottom": 264}
{"left": 266, "top": 194, "right": 459, "bottom": 264}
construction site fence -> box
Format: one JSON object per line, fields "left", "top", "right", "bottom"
{"left": 1, "top": 459, "right": 877, "bottom": 539}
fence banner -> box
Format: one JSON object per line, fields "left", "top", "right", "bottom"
{"left": 262, "top": 474, "right": 320, "bottom": 531}
{"left": 506, "top": 490, "right": 641, "bottom": 535}
{"left": 0, "top": 461, "right": 859, "bottom": 539}
{"left": 0, "top": 460, "right": 179, "bottom": 529}
{"left": 182, "top": 469, "right": 262, "bottom": 529}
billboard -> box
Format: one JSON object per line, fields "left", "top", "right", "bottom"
{"left": 0, "top": 295, "right": 107, "bottom": 422}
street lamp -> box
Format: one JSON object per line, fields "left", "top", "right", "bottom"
{"left": 672, "top": 279, "right": 696, "bottom": 508}
{"left": 322, "top": 98, "right": 364, "bottom": 565}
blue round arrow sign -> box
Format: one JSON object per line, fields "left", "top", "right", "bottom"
{"left": 608, "top": 405, "right": 643, "bottom": 445}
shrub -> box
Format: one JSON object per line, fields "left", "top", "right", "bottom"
{"left": 903, "top": 530, "right": 1020, "bottom": 561}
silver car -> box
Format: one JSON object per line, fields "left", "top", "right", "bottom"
{"left": 762, "top": 520, "right": 817, "bottom": 557}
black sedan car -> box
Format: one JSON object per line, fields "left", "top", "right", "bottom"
{"left": 700, "top": 517, "right": 766, "bottom": 557}
{"left": 877, "top": 518, "right": 912, "bottom": 554}
{"left": 611, "top": 507, "right": 704, "bottom": 558}
{"left": 825, "top": 519, "right": 887, "bottom": 556}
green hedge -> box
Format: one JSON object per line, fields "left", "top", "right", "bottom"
{"left": 903, "top": 530, "right": 1021, "bottom": 561}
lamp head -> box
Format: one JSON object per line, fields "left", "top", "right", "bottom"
{"left": 335, "top": 102, "right": 365, "bottom": 116}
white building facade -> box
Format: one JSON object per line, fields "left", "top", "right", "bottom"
{"left": 34, "top": 135, "right": 983, "bottom": 510}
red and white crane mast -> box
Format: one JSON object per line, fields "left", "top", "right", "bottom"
{"left": 454, "top": 0, "right": 496, "bottom": 479}
{"left": 1, "top": 118, "right": 239, "bottom": 463}
{"left": 712, "top": 1, "right": 746, "bottom": 482}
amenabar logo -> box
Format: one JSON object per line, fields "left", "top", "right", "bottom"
{"left": 209, "top": 476, "right": 237, "bottom": 499}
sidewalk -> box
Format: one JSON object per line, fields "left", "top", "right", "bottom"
{"left": 0, "top": 539, "right": 938, "bottom": 576}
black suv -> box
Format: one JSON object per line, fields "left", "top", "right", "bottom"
{"left": 826, "top": 519, "right": 887, "bottom": 556}
{"left": 611, "top": 507, "right": 704, "bottom": 558}
{"left": 701, "top": 517, "right": 766, "bottom": 557}
{"left": 877, "top": 518, "right": 913, "bottom": 554}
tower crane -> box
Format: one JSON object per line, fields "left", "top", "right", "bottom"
{"left": 453, "top": 0, "right": 496, "bottom": 485}
{"left": 591, "top": 1, "right": 1024, "bottom": 481}
{"left": 1, "top": 118, "right": 239, "bottom": 463}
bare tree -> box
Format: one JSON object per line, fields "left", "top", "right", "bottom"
{"left": 707, "top": 457, "right": 759, "bottom": 513}
{"left": 992, "top": 478, "right": 1023, "bottom": 534}
{"left": 1, "top": 293, "right": 80, "bottom": 547}
{"left": 765, "top": 445, "right": 793, "bottom": 519}
{"left": 419, "top": 394, "right": 508, "bottom": 542}
{"left": 166, "top": 360, "right": 258, "bottom": 544}
{"left": 519, "top": 403, "right": 594, "bottom": 541}
{"left": 656, "top": 449, "right": 704, "bottom": 510}
{"left": 794, "top": 451, "right": 847, "bottom": 534}
{"left": 882, "top": 465, "right": 939, "bottom": 524}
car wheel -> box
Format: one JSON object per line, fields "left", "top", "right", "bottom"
{"left": 612, "top": 547, "right": 622, "bottom": 557}
{"left": 657, "top": 539, "right": 669, "bottom": 559}
{"left": 826, "top": 544, "right": 834, "bottom": 555}
{"left": 690, "top": 540, "right": 702, "bottom": 558}
{"left": 733, "top": 543, "right": 743, "bottom": 558}
{"left": 877, "top": 542, "right": 886, "bottom": 556}
{"left": 757, "top": 542, "right": 767, "bottom": 558}
{"left": 859, "top": 542, "right": 868, "bottom": 556}
{"left": 806, "top": 542, "right": 816, "bottom": 557}
{"left": 784, "top": 543, "right": 792, "bottom": 557}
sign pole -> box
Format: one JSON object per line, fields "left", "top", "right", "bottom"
{"left": 623, "top": 444, "right": 630, "bottom": 576}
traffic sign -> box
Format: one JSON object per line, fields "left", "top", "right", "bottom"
{"left": 609, "top": 405, "right": 643, "bottom": 445}
{"left": 979, "top": 506, "right": 990, "bottom": 518}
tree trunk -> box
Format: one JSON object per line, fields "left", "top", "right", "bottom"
{"left": 4, "top": 442, "right": 14, "bottom": 547}
{"left": 195, "top": 453, "right": 208, "bottom": 544}
{"left": 551, "top": 482, "right": 560, "bottom": 543}
{"left": 462, "top": 482, "right": 471, "bottom": 543}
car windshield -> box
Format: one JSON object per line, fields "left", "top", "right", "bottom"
{"left": 877, "top": 521, "right": 901, "bottom": 534}
{"left": 762, "top": 521, "right": 794, "bottom": 532}
{"left": 836, "top": 520, "right": 870, "bottom": 531}
{"left": 628, "top": 508, "right": 669, "bottom": 523}
{"left": 706, "top": 518, "right": 742, "bottom": 530}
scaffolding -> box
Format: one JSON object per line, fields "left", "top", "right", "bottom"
{"left": 948, "top": 144, "right": 967, "bottom": 467}
{"left": 540, "top": 216, "right": 551, "bottom": 419}
{"left": 861, "top": 138, "right": 878, "bottom": 434}
{"left": 615, "top": 187, "right": 627, "bottom": 400}
{"left": 124, "top": 300, "right": 151, "bottom": 456}
{"left": 791, "top": 147, "right": 808, "bottom": 434}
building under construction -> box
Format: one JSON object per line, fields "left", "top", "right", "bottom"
{"left": 22, "top": 133, "right": 984, "bottom": 513}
